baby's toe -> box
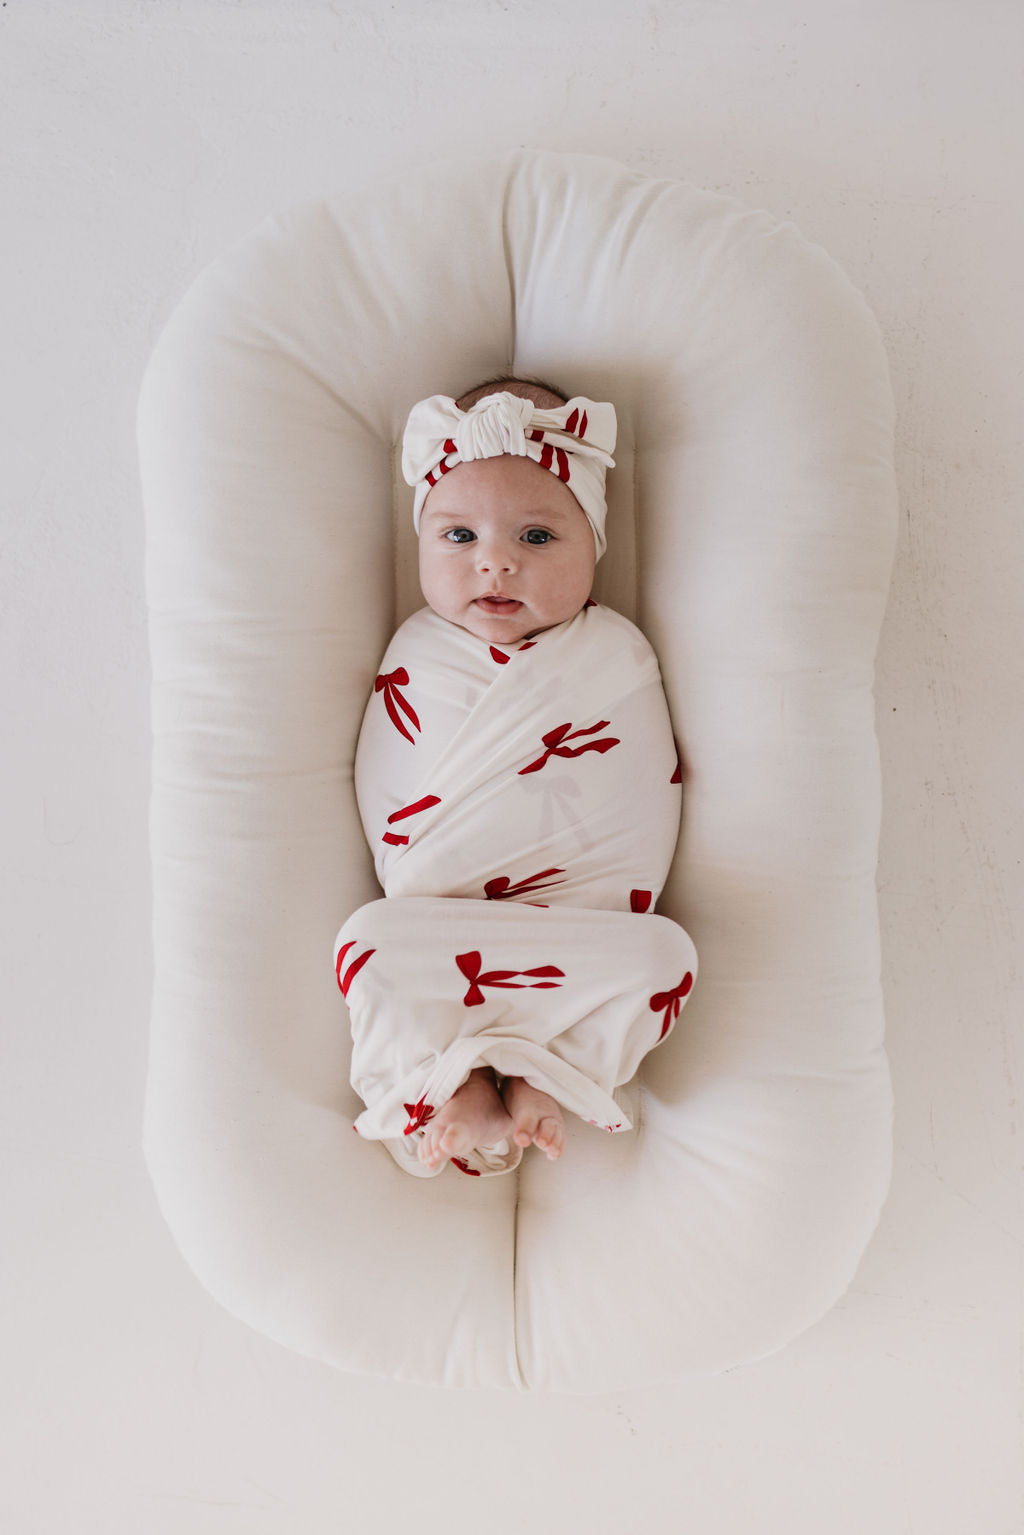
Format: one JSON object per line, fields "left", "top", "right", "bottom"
{"left": 440, "top": 1121, "right": 472, "bottom": 1159}
{"left": 535, "top": 1117, "right": 565, "bottom": 1159}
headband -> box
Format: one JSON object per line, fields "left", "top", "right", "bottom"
{"left": 402, "top": 391, "right": 617, "bottom": 558}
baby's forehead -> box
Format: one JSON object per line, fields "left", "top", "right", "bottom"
{"left": 419, "top": 455, "right": 584, "bottom": 521}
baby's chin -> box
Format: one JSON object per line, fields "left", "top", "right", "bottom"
{"left": 424, "top": 596, "right": 587, "bottom": 645}
{"left": 457, "top": 609, "right": 545, "bottom": 645}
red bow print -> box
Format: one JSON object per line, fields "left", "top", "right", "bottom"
{"left": 456, "top": 950, "right": 565, "bottom": 1007}
{"left": 484, "top": 867, "right": 566, "bottom": 901}
{"left": 403, "top": 1097, "right": 435, "bottom": 1136}
{"left": 630, "top": 889, "right": 653, "bottom": 914}
{"left": 527, "top": 428, "right": 571, "bottom": 482}
{"left": 335, "top": 940, "right": 376, "bottom": 997}
{"left": 518, "top": 720, "right": 620, "bottom": 776}
{"left": 375, "top": 667, "right": 420, "bottom": 744}
{"left": 423, "top": 439, "right": 458, "bottom": 489}
{"left": 649, "top": 972, "right": 694, "bottom": 1040}
{"left": 382, "top": 793, "right": 441, "bottom": 846}
{"left": 450, "top": 1156, "right": 482, "bottom": 1176}
{"left": 489, "top": 640, "right": 537, "bottom": 665}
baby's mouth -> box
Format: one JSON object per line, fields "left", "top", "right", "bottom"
{"left": 474, "top": 594, "right": 523, "bottom": 613}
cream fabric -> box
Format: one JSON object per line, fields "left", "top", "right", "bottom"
{"left": 337, "top": 602, "right": 696, "bottom": 1176}
{"left": 139, "top": 150, "right": 896, "bottom": 1391}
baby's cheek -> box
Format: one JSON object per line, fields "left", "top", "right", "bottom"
{"left": 556, "top": 550, "right": 596, "bottom": 611}
{"left": 418, "top": 556, "right": 456, "bottom": 616}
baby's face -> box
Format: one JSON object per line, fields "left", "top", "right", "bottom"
{"left": 418, "top": 455, "right": 596, "bottom": 645}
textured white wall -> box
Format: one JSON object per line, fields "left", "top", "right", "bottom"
{"left": 2, "top": 2, "right": 1021, "bottom": 1531}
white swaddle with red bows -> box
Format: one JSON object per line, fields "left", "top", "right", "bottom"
{"left": 334, "top": 599, "right": 698, "bottom": 1177}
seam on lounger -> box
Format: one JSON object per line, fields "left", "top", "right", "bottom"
{"left": 390, "top": 438, "right": 402, "bottom": 635}
{"left": 631, "top": 423, "right": 642, "bottom": 628}
{"left": 511, "top": 1160, "right": 525, "bottom": 1389}
{"left": 501, "top": 168, "right": 517, "bottom": 349}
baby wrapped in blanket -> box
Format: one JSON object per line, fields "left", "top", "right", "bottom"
{"left": 334, "top": 378, "right": 698, "bottom": 1177}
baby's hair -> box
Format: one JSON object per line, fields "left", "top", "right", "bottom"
{"left": 456, "top": 374, "right": 568, "bottom": 412}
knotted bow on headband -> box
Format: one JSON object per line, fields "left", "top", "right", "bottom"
{"left": 402, "top": 392, "right": 618, "bottom": 558}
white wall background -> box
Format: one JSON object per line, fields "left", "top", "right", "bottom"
{"left": 3, "top": 1, "right": 1021, "bottom": 1530}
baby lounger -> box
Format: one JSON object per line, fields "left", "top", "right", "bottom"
{"left": 139, "top": 150, "right": 897, "bottom": 1392}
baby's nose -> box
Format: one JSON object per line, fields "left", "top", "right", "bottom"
{"left": 476, "top": 539, "right": 519, "bottom": 573}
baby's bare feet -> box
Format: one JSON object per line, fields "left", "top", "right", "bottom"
{"left": 418, "top": 1067, "right": 514, "bottom": 1171}
{"left": 501, "top": 1076, "right": 566, "bottom": 1161}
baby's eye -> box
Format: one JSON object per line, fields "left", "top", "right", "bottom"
{"left": 444, "top": 528, "right": 476, "bottom": 544}
{"left": 522, "top": 528, "right": 552, "bottom": 545}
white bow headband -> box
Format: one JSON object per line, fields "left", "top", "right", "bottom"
{"left": 402, "top": 392, "right": 618, "bottom": 558}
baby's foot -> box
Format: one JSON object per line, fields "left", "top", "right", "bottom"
{"left": 501, "top": 1077, "right": 566, "bottom": 1162}
{"left": 418, "top": 1068, "right": 514, "bottom": 1171}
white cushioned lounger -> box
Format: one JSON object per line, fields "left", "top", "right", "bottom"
{"left": 139, "top": 150, "right": 897, "bottom": 1392}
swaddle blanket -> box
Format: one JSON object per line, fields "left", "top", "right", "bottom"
{"left": 334, "top": 601, "right": 698, "bottom": 1177}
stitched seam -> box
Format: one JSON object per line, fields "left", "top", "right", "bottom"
{"left": 501, "top": 159, "right": 517, "bottom": 375}
{"left": 632, "top": 422, "right": 642, "bottom": 627}
{"left": 511, "top": 1165, "right": 525, "bottom": 1390}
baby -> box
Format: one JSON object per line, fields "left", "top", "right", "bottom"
{"left": 336, "top": 376, "right": 697, "bottom": 1178}
{"left": 412, "top": 377, "right": 602, "bottom": 1168}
